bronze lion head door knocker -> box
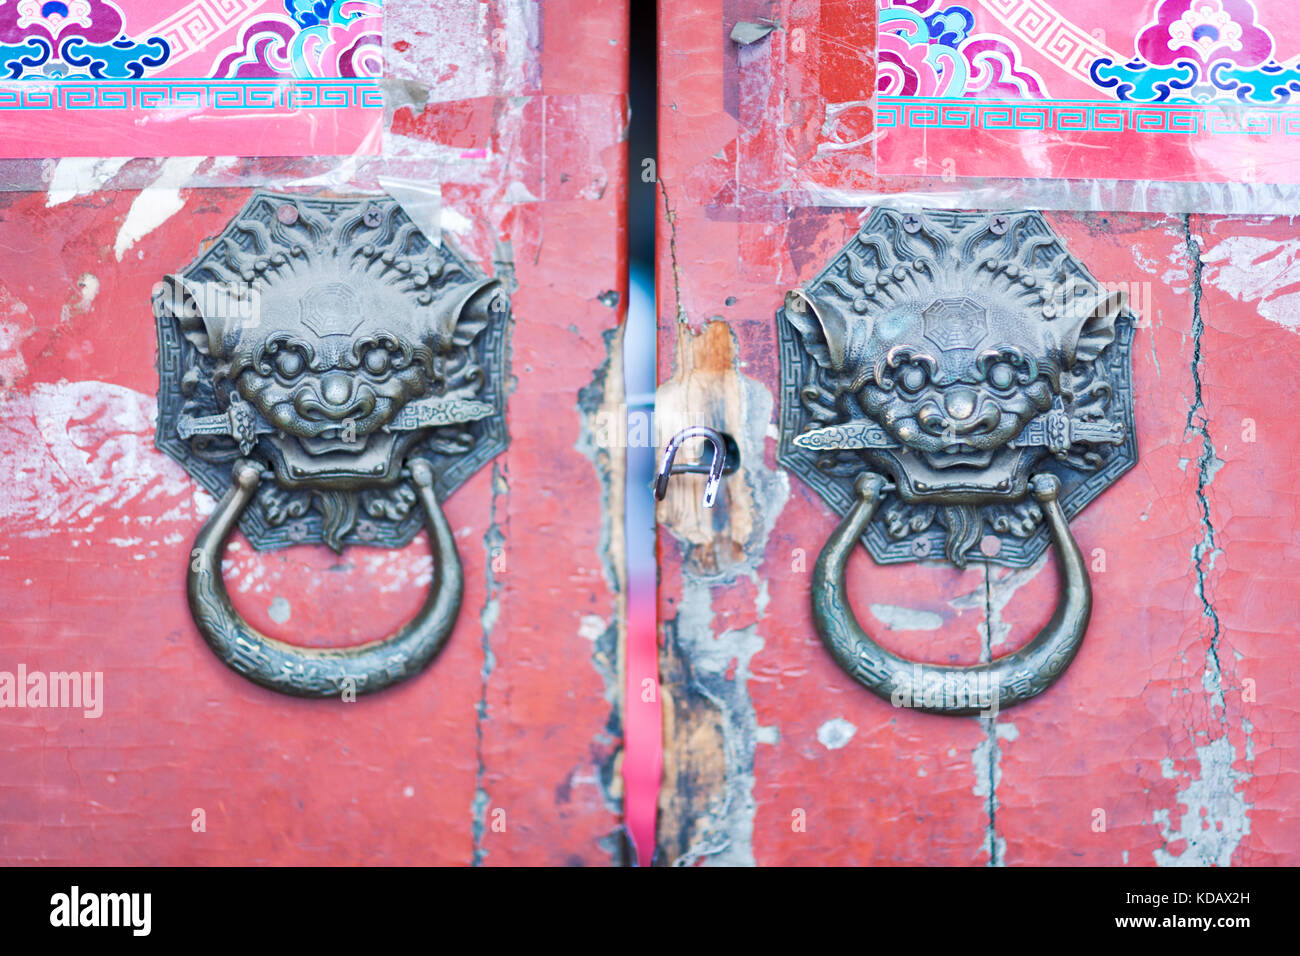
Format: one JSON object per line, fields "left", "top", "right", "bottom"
{"left": 154, "top": 192, "right": 509, "bottom": 697}
{"left": 778, "top": 208, "right": 1137, "bottom": 715}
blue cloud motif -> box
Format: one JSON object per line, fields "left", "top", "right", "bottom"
{"left": 285, "top": 1, "right": 337, "bottom": 28}
{"left": 61, "top": 37, "right": 170, "bottom": 79}
{"left": 1091, "top": 57, "right": 1198, "bottom": 102}
{"left": 924, "top": 6, "right": 974, "bottom": 48}
{"left": 1, "top": 37, "right": 52, "bottom": 79}
{"left": 1210, "top": 60, "right": 1300, "bottom": 104}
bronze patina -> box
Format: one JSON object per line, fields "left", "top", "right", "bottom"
{"left": 777, "top": 208, "right": 1137, "bottom": 714}
{"left": 155, "top": 192, "right": 510, "bottom": 697}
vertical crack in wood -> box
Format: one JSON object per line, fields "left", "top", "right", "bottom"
{"left": 471, "top": 462, "right": 507, "bottom": 866}
{"left": 576, "top": 324, "right": 632, "bottom": 864}
{"left": 655, "top": 319, "right": 789, "bottom": 864}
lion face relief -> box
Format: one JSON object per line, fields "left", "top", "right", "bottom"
{"left": 154, "top": 193, "right": 510, "bottom": 552}
{"left": 780, "top": 209, "right": 1136, "bottom": 566}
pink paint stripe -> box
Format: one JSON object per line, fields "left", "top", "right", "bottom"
{"left": 0, "top": 81, "right": 382, "bottom": 159}
{"left": 623, "top": 586, "right": 662, "bottom": 865}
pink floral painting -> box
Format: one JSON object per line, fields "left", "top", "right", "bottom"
{"left": 878, "top": 0, "right": 1300, "bottom": 183}
{"left": 0, "top": 1, "right": 383, "bottom": 158}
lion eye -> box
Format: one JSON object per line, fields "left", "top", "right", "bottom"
{"left": 275, "top": 351, "right": 303, "bottom": 378}
{"left": 988, "top": 361, "right": 1015, "bottom": 390}
{"left": 899, "top": 365, "right": 927, "bottom": 393}
{"left": 363, "top": 347, "right": 391, "bottom": 375}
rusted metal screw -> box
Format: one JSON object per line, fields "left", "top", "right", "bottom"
{"left": 277, "top": 203, "right": 299, "bottom": 225}
{"left": 990, "top": 215, "right": 1009, "bottom": 235}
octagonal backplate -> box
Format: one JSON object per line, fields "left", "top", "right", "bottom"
{"left": 776, "top": 207, "right": 1138, "bottom": 568}
{"left": 154, "top": 191, "right": 511, "bottom": 551}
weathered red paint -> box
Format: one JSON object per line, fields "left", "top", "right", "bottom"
{"left": 1190, "top": 213, "right": 1300, "bottom": 865}
{"left": 0, "top": 1, "right": 628, "bottom": 866}
{"left": 655, "top": 0, "right": 1292, "bottom": 865}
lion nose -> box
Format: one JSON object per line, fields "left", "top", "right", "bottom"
{"left": 320, "top": 371, "right": 352, "bottom": 408}
{"left": 944, "top": 387, "right": 977, "bottom": 422}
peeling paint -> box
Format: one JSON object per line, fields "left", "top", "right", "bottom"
{"left": 968, "top": 555, "right": 1048, "bottom": 866}
{"left": 578, "top": 614, "right": 608, "bottom": 642}
{"left": 1131, "top": 218, "right": 1256, "bottom": 868}
{"left": 665, "top": 585, "right": 764, "bottom": 867}
{"left": 0, "top": 286, "right": 32, "bottom": 390}
{"left": 972, "top": 721, "right": 1019, "bottom": 867}
{"left": 268, "top": 596, "right": 291, "bottom": 624}
{"left": 0, "top": 0, "right": 629, "bottom": 867}
{"left": 730, "top": 21, "right": 775, "bottom": 45}
{"left": 816, "top": 718, "right": 857, "bottom": 750}
{"left": 0, "top": 381, "right": 192, "bottom": 531}
{"left": 471, "top": 463, "right": 507, "bottom": 867}
{"left": 113, "top": 158, "right": 203, "bottom": 261}
{"left": 386, "top": 0, "right": 539, "bottom": 104}
{"left": 982, "top": 557, "right": 1049, "bottom": 655}
{"left": 655, "top": 322, "right": 790, "bottom": 572}
{"left": 656, "top": 320, "right": 790, "bottom": 866}
{"left": 1154, "top": 736, "right": 1251, "bottom": 866}
{"left": 45, "top": 157, "right": 130, "bottom": 207}
{"left": 440, "top": 206, "right": 473, "bottom": 237}
{"left": 870, "top": 603, "right": 943, "bottom": 632}
{"left": 1198, "top": 233, "right": 1300, "bottom": 333}
{"left": 574, "top": 323, "right": 630, "bottom": 860}
{"left": 72, "top": 273, "right": 98, "bottom": 314}
{"left": 1183, "top": 220, "right": 1227, "bottom": 711}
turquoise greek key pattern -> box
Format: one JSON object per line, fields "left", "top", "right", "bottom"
{"left": 879, "top": 96, "right": 1300, "bottom": 136}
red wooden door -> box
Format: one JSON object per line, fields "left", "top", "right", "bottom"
{"left": 652, "top": 0, "right": 1299, "bottom": 866}
{"left": 4, "top": 0, "right": 1296, "bottom": 873}
{"left": 0, "top": 1, "right": 629, "bottom": 866}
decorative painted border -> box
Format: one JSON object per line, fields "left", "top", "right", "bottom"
{"left": 970, "top": 0, "right": 1123, "bottom": 82}
{"left": 878, "top": 95, "right": 1300, "bottom": 136}
{"left": 146, "top": 0, "right": 270, "bottom": 69}
{"left": 0, "top": 77, "right": 381, "bottom": 110}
